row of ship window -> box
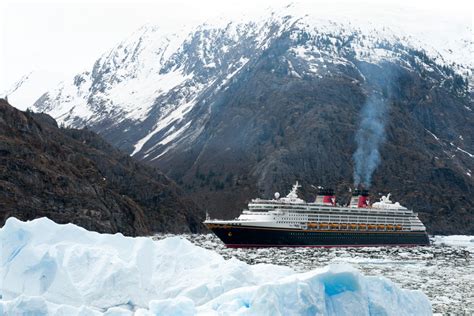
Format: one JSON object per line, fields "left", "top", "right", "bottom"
{"left": 248, "top": 211, "right": 414, "bottom": 218}
{"left": 286, "top": 232, "right": 405, "bottom": 237}
{"left": 278, "top": 215, "right": 415, "bottom": 222}
{"left": 278, "top": 217, "right": 411, "bottom": 224}
{"left": 276, "top": 221, "right": 408, "bottom": 227}
{"left": 249, "top": 205, "right": 411, "bottom": 216}
{"left": 308, "top": 219, "right": 411, "bottom": 224}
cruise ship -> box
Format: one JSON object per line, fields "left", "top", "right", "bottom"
{"left": 204, "top": 182, "right": 429, "bottom": 247}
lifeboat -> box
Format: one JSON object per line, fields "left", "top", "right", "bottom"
{"left": 368, "top": 225, "right": 376, "bottom": 229}
{"left": 395, "top": 225, "right": 402, "bottom": 230}
{"left": 378, "top": 225, "right": 386, "bottom": 230}
{"left": 320, "top": 223, "right": 329, "bottom": 228}
{"left": 359, "top": 224, "right": 367, "bottom": 229}
{"left": 350, "top": 224, "right": 358, "bottom": 229}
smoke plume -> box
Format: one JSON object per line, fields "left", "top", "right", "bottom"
{"left": 353, "top": 94, "right": 389, "bottom": 187}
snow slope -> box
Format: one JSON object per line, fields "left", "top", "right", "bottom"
{"left": 1, "top": 70, "right": 65, "bottom": 111}
{"left": 0, "top": 217, "right": 432, "bottom": 315}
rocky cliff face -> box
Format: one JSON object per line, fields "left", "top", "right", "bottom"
{"left": 0, "top": 99, "right": 203, "bottom": 235}
{"left": 31, "top": 10, "right": 473, "bottom": 234}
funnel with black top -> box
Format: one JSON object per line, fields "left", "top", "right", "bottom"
{"left": 314, "top": 187, "right": 335, "bottom": 205}
{"left": 349, "top": 188, "right": 369, "bottom": 208}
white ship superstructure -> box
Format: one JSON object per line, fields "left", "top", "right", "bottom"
{"left": 204, "top": 182, "right": 430, "bottom": 247}
{"left": 207, "top": 182, "right": 427, "bottom": 232}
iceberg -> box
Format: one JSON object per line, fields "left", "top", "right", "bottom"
{"left": 0, "top": 217, "right": 432, "bottom": 315}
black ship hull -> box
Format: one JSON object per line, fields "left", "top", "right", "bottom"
{"left": 207, "top": 225, "right": 430, "bottom": 247}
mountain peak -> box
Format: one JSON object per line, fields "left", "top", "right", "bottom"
{"left": 20, "top": 4, "right": 474, "bottom": 234}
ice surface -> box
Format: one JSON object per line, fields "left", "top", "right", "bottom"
{"left": 181, "top": 233, "right": 474, "bottom": 315}
{"left": 1, "top": 217, "right": 432, "bottom": 315}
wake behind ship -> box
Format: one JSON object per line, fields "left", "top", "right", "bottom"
{"left": 204, "top": 182, "right": 429, "bottom": 247}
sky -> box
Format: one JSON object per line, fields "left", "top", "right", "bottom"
{"left": 0, "top": 0, "right": 472, "bottom": 92}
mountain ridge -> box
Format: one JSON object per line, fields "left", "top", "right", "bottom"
{"left": 24, "top": 9, "right": 474, "bottom": 234}
{"left": 0, "top": 98, "right": 204, "bottom": 235}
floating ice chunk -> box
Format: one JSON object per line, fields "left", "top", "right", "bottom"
{"left": 0, "top": 217, "right": 432, "bottom": 315}
{"left": 197, "top": 265, "right": 431, "bottom": 315}
{"left": 432, "top": 235, "right": 474, "bottom": 249}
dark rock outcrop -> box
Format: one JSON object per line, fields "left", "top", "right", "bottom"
{"left": 0, "top": 99, "right": 203, "bottom": 235}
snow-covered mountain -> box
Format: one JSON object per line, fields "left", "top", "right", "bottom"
{"left": 32, "top": 8, "right": 472, "bottom": 157}
{"left": 28, "top": 4, "right": 473, "bottom": 234}
{"left": 1, "top": 70, "right": 65, "bottom": 111}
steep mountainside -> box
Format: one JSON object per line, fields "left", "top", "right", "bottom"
{"left": 32, "top": 11, "right": 473, "bottom": 234}
{"left": 0, "top": 99, "right": 203, "bottom": 235}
